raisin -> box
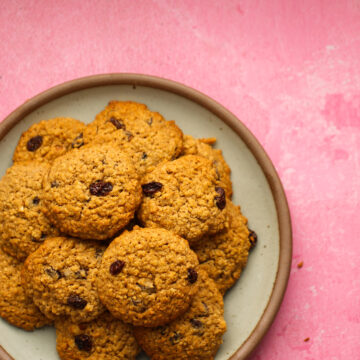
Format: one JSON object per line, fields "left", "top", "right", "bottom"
{"left": 197, "top": 302, "right": 210, "bottom": 318}
{"left": 156, "top": 326, "right": 167, "bottom": 336}
{"left": 147, "top": 118, "right": 153, "bottom": 126}
{"left": 51, "top": 181, "right": 59, "bottom": 188}
{"left": 142, "top": 152, "right": 147, "bottom": 160}
{"left": 142, "top": 182, "right": 163, "bottom": 196}
{"left": 214, "top": 186, "right": 226, "bottom": 210}
{"left": 26, "top": 135, "right": 43, "bottom": 152}
{"left": 187, "top": 268, "right": 198, "bottom": 284}
{"left": 32, "top": 196, "right": 40, "bottom": 205}
{"left": 190, "top": 318, "right": 205, "bottom": 336}
{"left": 74, "top": 334, "right": 92, "bottom": 352}
{"left": 71, "top": 133, "right": 84, "bottom": 148}
{"left": 90, "top": 180, "right": 113, "bottom": 196}
{"left": 110, "top": 260, "right": 125, "bottom": 275}
{"left": 67, "top": 294, "right": 87, "bottom": 309}
{"left": 125, "top": 130, "right": 134, "bottom": 141}
{"left": 109, "top": 117, "right": 125, "bottom": 130}
{"left": 75, "top": 267, "right": 88, "bottom": 279}
{"left": 248, "top": 229, "right": 257, "bottom": 249}
{"left": 190, "top": 319, "right": 203, "bottom": 329}
{"left": 216, "top": 272, "right": 225, "bottom": 279}
{"left": 45, "top": 267, "right": 62, "bottom": 280}
{"left": 78, "top": 323, "right": 88, "bottom": 331}
{"left": 169, "top": 332, "right": 183, "bottom": 345}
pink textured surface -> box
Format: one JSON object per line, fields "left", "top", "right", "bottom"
{"left": 0, "top": 0, "right": 359, "bottom": 358}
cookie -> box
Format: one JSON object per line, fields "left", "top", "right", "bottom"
{"left": 0, "top": 161, "right": 59, "bottom": 261}
{"left": 191, "top": 200, "right": 251, "bottom": 294}
{"left": 0, "top": 249, "right": 51, "bottom": 331}
{"left": 22, "top": 236, "right": 106, "bottom": 323}
{"left": 138, "top": 155, "right": 228, "bottom": 243}
{"left": 55, "top": 312, "right": 140, "bottom": 360}
{"left": 134, "top": 270, "right": 226, "bottom": 360}
{"left": 97, "top": 227, "right": 199, "bottom": 327}
{"left": 83, "top": 101, "right": 183, "bottom": 176}
{"left": 13, "top": 117, "right": 86, "bottom": 163}
{"left": 42, "top": 144, "right": 141, "bottom": 240}
{"left": 181, "top": 135, "right": 232, "bottom": 197}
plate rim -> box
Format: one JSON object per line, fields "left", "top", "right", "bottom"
{"left": 0, "top": 73, "right": 292, "bottom": 360}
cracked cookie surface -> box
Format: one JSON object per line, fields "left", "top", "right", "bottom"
{"left": 134, "top": 270, "right": 226, "bottom": 360}
{"left": 181, "top": 135, "right": 232, "bottom": 197}
{"left": 42, "top": 144, "right": 141, "bottom": 240}
{"left": 138, "top": 155, "right": 228, "bottom": 243}
{"left": 56, "top": 312, "right": 140, "bottom": 360}
{"left": 97, "top": 227, "right": 199, "bottom": 327}
{"left": 0, "top": 161, "right": 59, "bottom": 261}
{"left": 83, "top": 101, "right": 183, "bottom": 176}
{"left": 0, "top": 249, "right": 51, "bottom": 331}
{"left": 13, "top": 117, "right": 86, "bottom": 163}
{"left": 191, "top": 200, "right": 251, "bottom": 294}
{"left": 22, "top": 236, "right": 106, "bottom": 323}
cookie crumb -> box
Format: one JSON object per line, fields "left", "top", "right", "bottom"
{"left": 304, "top": 337, "right": 310, "bottom": 342}
{"left": 199, "top": 137, "right": 217, "bottom": 145}
{"left": 297, "top": 261, "right": 304, "bottom": 269}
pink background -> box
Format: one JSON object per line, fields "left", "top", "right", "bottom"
{"left": 1, "top": 0, "right": 359, "bottom": 358}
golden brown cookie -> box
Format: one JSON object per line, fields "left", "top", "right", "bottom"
{"left": 83, "top": 101, "right": 183, "bottom": 176}
{"left": 55, "top": 312, "right": 140, "bottom": 360}
{"left": 192, "top": 200, "right": 251, "bottom": 294}
{"left": 138, "top": 155, "right": 228, "bottom": 243}
{"left": 42, "top": 144, "right": 141, "bottom": 240}
{"left": 22, "top": 236, "right": 106, "bottom": 323}
{"left": 97, "top": 227, "right": 199, "bottom": 327}
{"left": 13, "top": 117, "right": 86, "bottom": 163}
{"left": 0, "top": 249, "right": 51, "bottom": 331}
{"left": 134, "top": 270, "right": 226, "bottom": 360}
{"left": 0, "top": 161, "right": 59, "bottom": 261}
{"left": 181, "top": 135, "right": 232, "bottom": 197}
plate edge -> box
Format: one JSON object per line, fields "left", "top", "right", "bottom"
{"left": 0, "top": 346, "right": 14, "bottom": 360}
{"left": 0, "top": 73, "right": 292, "bottom": 360}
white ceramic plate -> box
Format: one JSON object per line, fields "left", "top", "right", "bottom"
{"left": 0, "top": 74, "right": 292, "bottom": 360}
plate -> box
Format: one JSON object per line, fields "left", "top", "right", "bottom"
{"left": 0, "top": 74, "right": 292, "bottom": 360}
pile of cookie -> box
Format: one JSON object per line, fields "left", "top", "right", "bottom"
{"left": 0, "top": 101, "right": 257, "bottom": 360}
